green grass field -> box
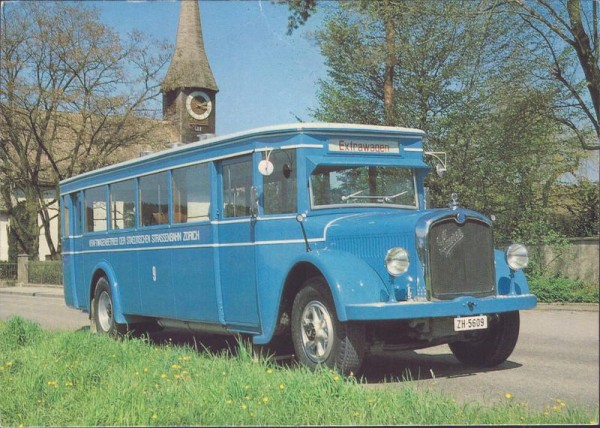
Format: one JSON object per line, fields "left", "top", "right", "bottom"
{"left": 0, "top": 316, "right": 597, "bottom": 426}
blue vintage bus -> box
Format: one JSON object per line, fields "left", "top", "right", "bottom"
{"left": 60, "top": 123, "right": 536, "bottom": 374}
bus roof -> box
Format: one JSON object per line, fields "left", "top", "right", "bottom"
{"left": 60, "top": 122, "right": 426, "bottom": 188}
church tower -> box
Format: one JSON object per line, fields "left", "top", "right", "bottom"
{"left": 162, "top": 0, "right": 218, "bottom": 143}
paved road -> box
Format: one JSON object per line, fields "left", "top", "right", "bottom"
{"left": 0, "top": 290, "right": 598, "bottom": 412}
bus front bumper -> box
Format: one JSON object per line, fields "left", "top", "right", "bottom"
{"left": 344, "top": 294, "right": 537, "bottom": 321}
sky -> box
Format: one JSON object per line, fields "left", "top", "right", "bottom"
{"left": 96, "top": 0, "right": 329, "bottom": 136}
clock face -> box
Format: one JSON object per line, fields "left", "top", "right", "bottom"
{"left": 186, "top": 91, "right": 212, "bottom": 121}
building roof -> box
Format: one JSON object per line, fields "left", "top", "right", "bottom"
{"left": 161, "top": 0, "right": 218, "bottom": 93}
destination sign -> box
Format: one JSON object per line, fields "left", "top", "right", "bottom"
{"left": 328, "top": 138, "right": 399, "bottom": 154}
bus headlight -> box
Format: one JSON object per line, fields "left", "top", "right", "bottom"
{"left": 506, "top": 244, "right": 529, "bottom": 271}
{"left": 385, "top": 247, "right": 410, "bottom": 276}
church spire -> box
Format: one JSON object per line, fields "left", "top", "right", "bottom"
{"left": 162, "top": 0, "right": 218, "bottom": 92}
{"left": 162, "top": 0, "right": 218, "bottom": 142}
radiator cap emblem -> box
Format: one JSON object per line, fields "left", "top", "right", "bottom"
{"left": 448, "top": 192, "right": 460, "bottom": 210}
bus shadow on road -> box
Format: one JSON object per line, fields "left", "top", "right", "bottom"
{"left": 360, "top": 350, "right": 522, "bottom": 384}
{"left": 132, "top": 328, "right": 522, "bottom": 384}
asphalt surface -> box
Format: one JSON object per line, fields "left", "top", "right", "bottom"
{"left": 1, "top": 285, "right": 598, "bottom": 412}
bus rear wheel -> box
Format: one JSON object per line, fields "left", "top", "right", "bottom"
{"left": 291, "top": 277, "right": 365, "bottom": 376}
{"left": 448, "top": 311, "right": 520, "bottom": 367}
{"left": 91, "top": 277, "right": 126, "bottom": 337}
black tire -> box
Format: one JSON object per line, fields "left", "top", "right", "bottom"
{"left": 91, "top": 277, "right": 127, "bottom": 337}
{"left": 291, "top": 277, "right": 365, "bottom": 375}
{"left": 449, "top": 311, "right": 520, "bottom": 367}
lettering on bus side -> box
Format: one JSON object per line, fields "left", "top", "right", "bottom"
{"left": 87, "top": 230, "right": 201, "bottom": 248}
{"left": 328, "top": 138, "right": 399, "bottom": 154}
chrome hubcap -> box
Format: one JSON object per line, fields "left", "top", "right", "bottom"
{"left": 301, "top": 300, "right": 334, "bottom": 363}
{"left": 97, "top": 291, "right": 113, "bottom": 332}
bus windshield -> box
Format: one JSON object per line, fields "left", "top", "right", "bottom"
{"left": 310, "top": 165, "right": 417, "bottom": 209}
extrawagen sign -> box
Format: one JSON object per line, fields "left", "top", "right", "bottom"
{"left": 60, "top": 123, "right": 536, "bottom": 375}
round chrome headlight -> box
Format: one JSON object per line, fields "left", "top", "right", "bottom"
{"left": 506, "top": 244, "right": 529, "bottom": 271}
{"left": 385, "top": 247, "right": 410, "bottom": 276}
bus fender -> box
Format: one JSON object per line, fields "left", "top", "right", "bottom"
{"left": 89, "top": 261, "right": 127, "bottom": 325}
{"left": 289, "top": 249, "right": 385, "bottom": 321}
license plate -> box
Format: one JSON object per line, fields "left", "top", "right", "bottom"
{"left": 454, "top": 315, "right": 488, "bottom": 331}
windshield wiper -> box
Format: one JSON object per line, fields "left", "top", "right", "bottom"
{"left": 341, "top": 190, "right": 365, "bottom": 202}
{"left": 382, "top": 191, "right": 407, "bottom": 203}
{"left": 341, "top": 190, "right": 408, "bottom": 203}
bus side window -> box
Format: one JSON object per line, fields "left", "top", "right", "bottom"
{"left": 84, "top": 186, "right": 108, "bottom": 233}
{"left": 110, "top": 179, "right": 136, "bottom": 230}
{"left": 263, "top": 150, "right": 297, "bottom": 215}
{"left": 172, "top": 163, "right": 210, "bottom": 223}
{"left": 139, "top": 172, "right": 170, "bottom": 227}
{"left": 222, "top": 155, "right": 252, "bottom": 218}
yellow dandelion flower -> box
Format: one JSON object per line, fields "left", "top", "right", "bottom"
{"left": 245, "top": 395, "right": 250, "bottom": 400}
{"left": 182, "top": 370, "right": 189, "bottom": 375}
{"left": 171, "top": 364, "right": 181, "bottom": 369}
{"left": 262, "top": 396, "right": 269, "bottom": 404}
{"left": 244, "top": 385, "right": 250, "bottom": 390}
{"left": 333, "top": 375, "right": 340, "bottom": 382}
{"left": 144, "top": 368, "right": 149, "bottom": 373}
{"left": 134, "top": 371, "right": 140, "bottom": 376}
{"left": 174, "top": 374, "right": 181, "bottom": 379}
{"left": 6, "top": 362, "right": 13, "bottom": 367}
{"left": 241, "top": 404, "right": 248, "bottom": 410}
{"left": 65, "top": 381, "right": 73, "bottom": 387}
{"left": 160, "top": 373, "right": 167, "bottom": 379}
{"left": 0, "top": 367, "right": 4, "bottom": 371}
{"left": 250, "top": 412, "right": 255, "bottom": 417}
{"left": 504, "top": 393, "right": 512, "bottom": 400}
{"left": 152, "top": 414, "right": 157, "bottom": 420}
{"left": 279, "top": 384, "right": 285, "bottom": 390}
{"left": 267, "top": 368, "right": 273, "bottom": 374}
{"left": 226, "top": 399, "right": 233, "bottom": 405}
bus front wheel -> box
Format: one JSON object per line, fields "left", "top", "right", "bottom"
{"left": 291, "top": 277, "right": 365, "bottom": 376}
{"left": 91, "top": 277, "right": 126, "bottom": 337}
{"left": 448, "top": 311, "right": 520, "bottom": 367}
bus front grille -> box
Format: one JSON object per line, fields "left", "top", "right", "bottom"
{"left": 427, "top": 217, "right": 496, "bottom": 300}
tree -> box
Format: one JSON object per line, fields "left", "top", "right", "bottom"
{"left": 310, "top": 0, "right": 585, "bottom": 243}
{"left": 509, "top": 0, "right": 599, "bottom": 150}
{"left": 0, "top": 1, "right": 171, "bottom": 259}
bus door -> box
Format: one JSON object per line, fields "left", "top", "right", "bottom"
{"left": 137, "top": 172, "right": 175, "bottom": 318}
{"left": 217, "top": 155, "right": 260, "bottom": 331}
{"left": 68, "top": 192, "right": 85, "bottom": 308}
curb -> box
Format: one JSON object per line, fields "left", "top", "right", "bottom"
{"left": 535, "top": 303, "right": 599, "bottom": 312}
{"left": 0, "top": 287, "right": 64, "bottom": 299}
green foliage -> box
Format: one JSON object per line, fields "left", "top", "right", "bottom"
{"left": 312, "top": 0, "right": 589, "bottom": 245}
{"left": 511, "top": 216, "right": 571, "bottom": 278}
{"left": 27, "top": 261, "right": 63, "bottom": 285}
{"left": 0, "top": 318, "right": 597, "bottom": 426}
{"left": 528, "top": 276, "right": 599, "bottom": 304}
{"left": 0, "top": 317, "right": 43, "bottom": 352}
{"left": 550, "top": 180, "right": 600, "bottom": 238}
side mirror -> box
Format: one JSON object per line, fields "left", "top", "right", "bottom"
{"left": 424, "top": 151, "right": 448, "bottom": 177}
{"left": 250, "top": 186, "right": 259, "bottom": 217}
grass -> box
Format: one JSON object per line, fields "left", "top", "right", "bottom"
{"left": 528, "top": 275, "right": 599, "bottom": 303}
{"left": 0, "top": 316, "right": 597, "bottom": 426}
